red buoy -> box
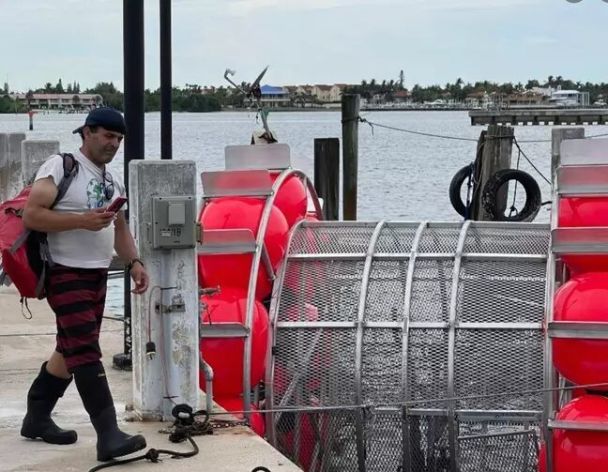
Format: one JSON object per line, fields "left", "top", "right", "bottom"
{"left": 199, "top": 288, "right": 269, "bottom": 397}
{"left": 539, "top": 395, "right": 608, "bottom": 471}
{"left": 553, "top": 272, "right": 608, "bottom": 388}
{"left": 270, "top": 171, "right": 307, "bottom": 228}
{"left": 198, "top": 197, "right": 289, "bottom": 299}
{"left": 559, "top": 197, "right": 608, "bottom": 273}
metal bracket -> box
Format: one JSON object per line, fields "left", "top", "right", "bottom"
{"left": 156, "top": 293, "right": 186, "bottom": 314}
{"left": 200, "top": 323, "right": 249, "bottom": 338}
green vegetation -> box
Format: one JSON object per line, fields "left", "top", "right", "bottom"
{"left": 346, "top": 75, "right": 608, "bottom": 104}
{"left": 85, "top": 82, "right": 221, "bottom": 112}
{"left": 1, "top": 79, "right": 222, "bottom": 113}
{"left": 2, "top": 75, "right": 608, "bottom": 113}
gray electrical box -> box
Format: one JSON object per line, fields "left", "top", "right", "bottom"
{"left": 151, "top": 196, "right": 197, "bottom": 249}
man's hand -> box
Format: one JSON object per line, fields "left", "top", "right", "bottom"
{"left": 130, "top": 262, "right": 149, "bottom": 294}
{"left": 80, "top": 209, "right": 116, "bottom": 231}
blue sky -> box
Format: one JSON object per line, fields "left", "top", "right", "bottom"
{"left": 0, "top": 0, "right": 606, "bottom": 92}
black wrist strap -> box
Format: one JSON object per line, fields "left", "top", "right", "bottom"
{"left": 126, "top": 258, "right": 144, "bottom": 272}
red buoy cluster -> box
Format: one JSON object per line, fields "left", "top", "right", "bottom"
{"left": 540, "top": 194, "right": 608, "bottom": 470}
{"left": 197, "top": 170, "right": 312, "bottom": 436}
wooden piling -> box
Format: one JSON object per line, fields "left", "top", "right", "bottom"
{"left": 314, "top": 138, "right": 340, "bottom": 220}
{"left": 341, "top": 94, "right": 359, "bottom": 221}
{"left": 472, "top": 124, "right": 514, "bottom": 220}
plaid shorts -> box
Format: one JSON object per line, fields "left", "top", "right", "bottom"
{"left": 46, "top": 264, "right": 108, "bottom": 372}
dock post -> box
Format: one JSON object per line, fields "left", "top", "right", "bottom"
{"left": 342, "top": 94, "right": 359, "bottom": 220}
{"left": 314, "top": 138, "right": 340, "bottom": 220}
{"left": 472, "top": 124, "right": 513, "bottom": 220}
{"left": 21, "top": 140, "right": 59, "bottom": 186}
{"left": 551, "top": 127, "right": 585, "bottom": 183}
{"left": 129, "top": 160, "right": 199, "bottom": 420}
{"left": 0, "top": 133, "right": 25, "bottom": 202}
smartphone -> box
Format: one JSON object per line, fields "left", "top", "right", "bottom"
{"left": 106, "top": 196, "right": 128, "bottom": 213}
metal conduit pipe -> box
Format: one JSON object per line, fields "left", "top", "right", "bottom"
{"left": 199, "top": 355, "right": 215, "bottom": 415}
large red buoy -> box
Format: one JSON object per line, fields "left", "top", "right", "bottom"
{"left": 270, "top": 171, "right": 307, "bottom": 228}
{"left": 199, "top": 288, "right": 269, "bottom": 397}
{"left": 198, "top": 197, "right": 289, "bottom": 299}
{"left": 553, "top": 272, "right": 608, "bottom": 388}
{"left": 559, "top": 197, "right": 608, "bottom": 228}
{"left": 558, "top": 197, "right": 608, "bottom": 273}
{"left": 539, "top": 395, "right": 608, "bottom": 471}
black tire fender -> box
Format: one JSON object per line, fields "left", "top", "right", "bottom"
{"left": 449, "top": 164, "right": 475, "bottom": 217}
{"left": 481, "top": 169, "right": 541, "bottom": 222}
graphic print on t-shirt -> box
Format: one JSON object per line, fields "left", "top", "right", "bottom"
{"left": 86, "top": 179, "right": 106, "bottom": 209}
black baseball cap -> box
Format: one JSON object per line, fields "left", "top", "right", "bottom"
{"left": 72, "top": 107, "right": 127, "bottom": 135}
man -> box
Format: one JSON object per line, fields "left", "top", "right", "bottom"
{"left": 20, "top": 107, "right": 149, "bottom": 462}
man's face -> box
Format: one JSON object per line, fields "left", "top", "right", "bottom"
{"left": 83, "top": 126, "right": 124, "bottom": 166}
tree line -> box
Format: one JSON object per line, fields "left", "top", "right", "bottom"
{"left": 0, "top": 80, "right": 222, "bottom": 113}
{"left": 2, "top": 75, "right": 608, "bottom": 113}
{"left": 348, "top": 75, "right": 608, "bottom": 104}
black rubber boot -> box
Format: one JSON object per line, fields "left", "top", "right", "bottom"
{"left": 91, "top": 406, "right": 147, "bottom": 461}
{"left": 20, "top": 362, "right": 78, "bottom": 445}
{"left": 73, "top": 362, "right": 146, "bottom": 462}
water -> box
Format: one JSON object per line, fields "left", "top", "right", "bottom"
{"left": 1, "top": 110, "right": 604, "bottom": 313}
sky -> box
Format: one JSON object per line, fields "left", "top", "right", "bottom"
{"left": 0, "top": 0, "right": 607, "bottom": 92}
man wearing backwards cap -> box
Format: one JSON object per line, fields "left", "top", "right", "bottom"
{"left": 20, "top": 107, "right": 149, "bottom": 462}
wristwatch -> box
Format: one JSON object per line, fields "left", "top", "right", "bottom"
{"left": 126, "top": 258, "right": 144, "bottom": 272}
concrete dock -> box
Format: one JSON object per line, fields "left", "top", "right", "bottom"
{"left": 469, "top": 108, "right": 608, "bottom": 126}
{"left": 0, "top": 286, "right": 301, "bottom": 472}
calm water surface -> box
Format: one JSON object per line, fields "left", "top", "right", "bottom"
{"left": 2, "top": 111, "right": 604, "bottom": 312}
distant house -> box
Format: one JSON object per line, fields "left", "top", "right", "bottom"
{"left": 311, "top": 85, "right": 343, "bottom": 103}
{"left": 393, "top": 90, "right": 411, "bottom": 103}
{"left": 260, "top": 85, "right": 290, "bottom": 107}
{"left": 549, "top": 90, "right": 590, "bottom": 107}
{"left": 466, "top": 91, "right": 491, "bottom": 108}
{"left": 12, "top": 93, "right": 103, "bottom": 110}
{"left": 505, "top": 90, "right": 545, "bottom": 106}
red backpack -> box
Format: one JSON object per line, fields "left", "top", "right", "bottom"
{"left": 0, "top": 153, "right": 78, "bottom": 302}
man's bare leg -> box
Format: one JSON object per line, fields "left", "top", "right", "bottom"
{"left": 46, "top": 351, "right": 71, "bottom": 379}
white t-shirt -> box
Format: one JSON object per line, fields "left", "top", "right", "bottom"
{"left": 34, "top": 150, "right": 126, "bottom": 269}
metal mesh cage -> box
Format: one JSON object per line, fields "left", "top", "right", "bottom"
{"left": 268, "top": 221, "right": 549, "bottom": 472}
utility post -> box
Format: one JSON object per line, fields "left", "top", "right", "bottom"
{"left": 342, "top": 94, "right": 360, "bottom": 221}
{"left": 130, "top": 160, "right": 199, "bottom": 420}
{"left": 314, "top": 138, "right": 340, "bottom": 220}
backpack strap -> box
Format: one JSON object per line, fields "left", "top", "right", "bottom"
{"left": 52, "top": 153, "right": 78, "bottom": 208}
{"left": 37, "top": 153, "right": 78, "bottom": 298}
{"left": 10, "top": 153, "right": 79, "bottom": 254}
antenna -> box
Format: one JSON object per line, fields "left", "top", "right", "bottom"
{"left": 223, "top": 66, "right": 274, "bottom": 141}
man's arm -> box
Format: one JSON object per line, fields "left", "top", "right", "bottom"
{"left": 114, "top": 211, "right": 149, "bottom": 294}
{"left": 23, "top": 177, "right": 114, "bottom": 232}
{"left": 113, "top": 211, "right": 138, "bottom": 262}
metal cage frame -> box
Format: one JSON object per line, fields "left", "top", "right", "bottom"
{"left": 267, "top": 220, "right": 549, "bottom": 471}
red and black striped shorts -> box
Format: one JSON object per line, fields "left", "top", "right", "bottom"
{"left": 46, "top": 264, "right": 109, "bottom": 372}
